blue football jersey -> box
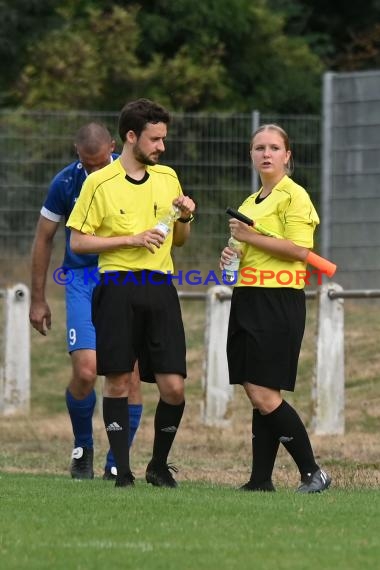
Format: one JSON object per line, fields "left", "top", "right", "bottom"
{"left": 41, "top": 153, "right": 119, "bottom": 269}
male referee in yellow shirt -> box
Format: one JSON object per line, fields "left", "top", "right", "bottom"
{"left": 67, "top": 99, "right": 195, "bottom": 488}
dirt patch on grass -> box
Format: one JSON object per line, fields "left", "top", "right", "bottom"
{"left": 1, "top": 388, "right": 379, "bottom": 489}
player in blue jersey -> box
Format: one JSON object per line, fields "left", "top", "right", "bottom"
{"left": 29, "top": 122, "right": 143, "bottom": 479}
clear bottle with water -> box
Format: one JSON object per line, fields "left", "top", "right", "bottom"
{"left": 154, "top": 206, "right": 181, "bottom": 238}
{"left": 223, "top": 236, "right": 242, "bottom": 283}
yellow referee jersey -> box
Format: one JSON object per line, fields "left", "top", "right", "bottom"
{"left": 67, "top": 158, "right": 183, "bottom": 273}
{"left": 236, "top": 175, "right": 320, "bottom": 289}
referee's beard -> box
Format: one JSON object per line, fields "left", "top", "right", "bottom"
{"left": 132, "top": 146, "right": 162, "bottom": 166}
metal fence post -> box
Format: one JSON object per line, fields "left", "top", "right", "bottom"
{"left": 201, "top": 285, "right": 233, "bottom": 426}
{"left": 1, "top": 283, "right": 31, "bottom": 415}
{"left": 312, "top": 282, "right": 345, "bottom": 434}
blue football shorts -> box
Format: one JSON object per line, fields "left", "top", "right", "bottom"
{"left": 65, "top": 266, "right": 99, "bottom": 352}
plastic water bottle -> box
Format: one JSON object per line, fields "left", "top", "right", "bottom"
{"left": 154, "top": 206, "right": 181, "bottom": 238}
{"left": 223, "top": 236, "right": 242, "bottom": 283}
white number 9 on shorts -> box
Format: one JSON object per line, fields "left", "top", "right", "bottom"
{"left": 69, "top": 328, "right": 77, "bottom": 346}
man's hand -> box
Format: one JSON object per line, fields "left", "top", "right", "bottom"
{"left": 29, "top": 300, "right": 52, "bottom": 336}
{"left": 129, "top": 229, "right": 166, "bottom": 253}
{"left": 173, "top": 195, "right": 196, "bottom": 219}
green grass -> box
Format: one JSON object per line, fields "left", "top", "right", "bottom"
{"left": 1, "top": 473, "right": 379, "bottom": 570}
{"left": 1, "top": 287, "right": 380, "bottom": 569}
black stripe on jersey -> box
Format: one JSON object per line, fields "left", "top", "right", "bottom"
{"left": 79, "top": 172, "right": 121, "bottom": 232}
{"left": 280, "top": 188, "right": 292, "bottom": 225}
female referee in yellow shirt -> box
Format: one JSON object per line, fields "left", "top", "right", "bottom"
{"left": 221, "top": 124, "right": 331, "bottom": 493}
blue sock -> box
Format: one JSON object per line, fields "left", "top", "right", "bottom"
{"left": 129, "top": 404, "right": 143, "bottom": 447}
{"left": 105, "top": 404, "right": 143, "bottom": 470}
{"left": 65, "top": 388, "right": 96, "bottom": 449}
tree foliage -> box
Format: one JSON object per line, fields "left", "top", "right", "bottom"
{"left": 0, "top": 0, "right": 60, "bottom": 105}
{"left": 0, "top": 0, "right": 379, "bottom": 112}
{"left": 133, "top": 0, "right": 323, "bottom": 112}
{"left": 15, "top": 5, "right": 147, "bottom": 110}
{"left": 268, "top": 0, "right": 380, "bottom": 69}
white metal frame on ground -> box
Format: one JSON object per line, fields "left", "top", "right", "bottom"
{"left": 1, "top": 283, "right": 379, "bottom": 436}
{"left": 178, "top": 284, "right": 380, "bottom": 435}
{"left": 0, "top": 283, "right": 30, "bottom": 415}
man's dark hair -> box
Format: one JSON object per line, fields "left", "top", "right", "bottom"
{"left": 118, "top": 98, "right": 170, "bottom": 143}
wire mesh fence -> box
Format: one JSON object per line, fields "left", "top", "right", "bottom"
{"left": 0, "top": 109, "right": 321, "bottom": 285}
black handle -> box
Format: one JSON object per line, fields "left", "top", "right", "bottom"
{"left": 225, "top": 207, "right": 253, "bottom": 227}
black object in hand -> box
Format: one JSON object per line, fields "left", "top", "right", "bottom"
{"left": 225, "top": 207, "right": 254, "bottom": 227}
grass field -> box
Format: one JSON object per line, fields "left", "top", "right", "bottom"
{"left": 1, "top": 474, "right": 379, "bottom": 570}
{"left": 0, "top": 285, "right": 379, "bottom": 569}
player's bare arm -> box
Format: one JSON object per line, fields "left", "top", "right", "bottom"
{"left": 70, "top": 228, "right": 166, "bottom": 255}
{"left": 29, "top": 216, "right": 59, "bottom": 335}
{"left": 229, "top": 218, "right": 309, "bottom": 262}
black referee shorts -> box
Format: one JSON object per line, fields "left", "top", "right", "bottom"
{"left": 227, "top": 286, "right": 306, "bottom": 391}
{"left": 92, "top": 271, "right": 187, "bottom": 382}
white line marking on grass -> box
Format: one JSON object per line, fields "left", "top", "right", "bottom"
{"left": 60, "top": 541, "right": 172, "bottom": 552}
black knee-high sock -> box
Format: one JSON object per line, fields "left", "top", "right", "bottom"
{"left": 151, "top": 399, "right": 185, "bottom": 465}
{"left": 103, "top": 397, "right": 130, "bottom": 476}
{"left": 249, "top": 409, "right": 280, "bottom": 485}
{"left": 264, "top": 400, "right": 319, "bottom": 477}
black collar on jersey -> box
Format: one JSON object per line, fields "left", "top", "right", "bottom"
{"left": 255, "top": 191, "right": 271, "bottom": 204}
{"left": 125, "top": 170, "right": 150, "bottom": 185}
